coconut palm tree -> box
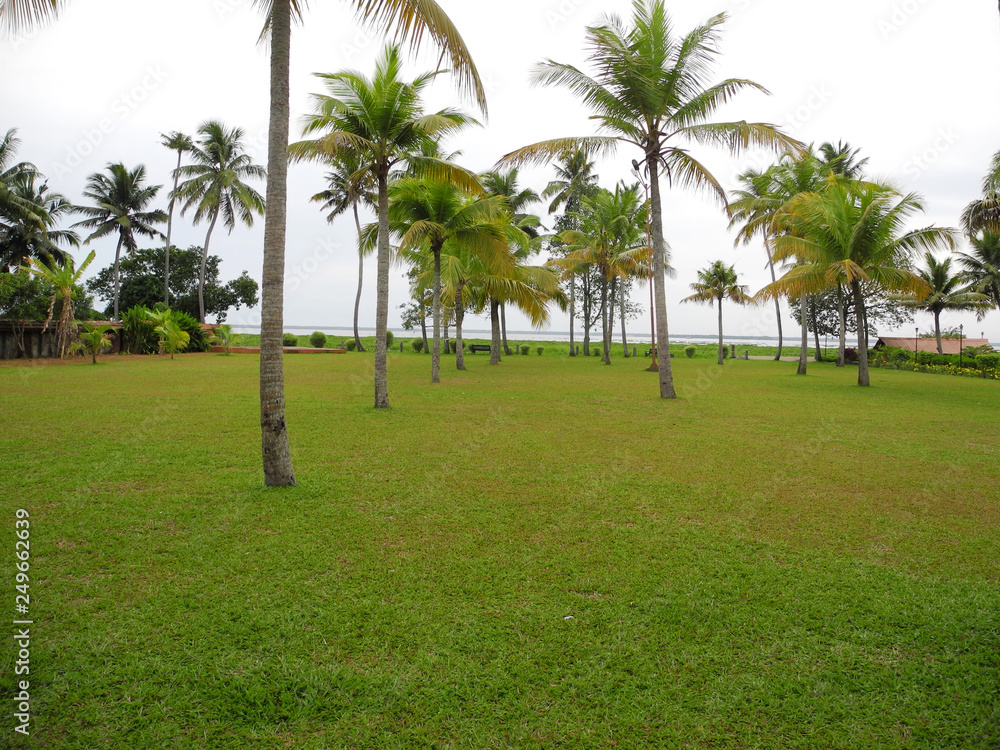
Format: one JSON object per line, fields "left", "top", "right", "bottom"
{"left": 7, "top": 0, "right": 486, "bottom": 486}
{"left": 173, "top": 121, "right": 265, "bottom": 323}
{"left": 818, "top": 141, "right": 869, "bottom": 179}
{"left": 311, "top": 150, "right": 377, "bottom": 352}
{"left": 70, "top": 322, "right": 114, "bottom": 364}
{"left": 0, "top": 170, "right": 78, "bottom": 272}
{"left": 682, "top": 261, "right": 750, "bottom": 365}
{"left": 160, "top": 130, "right": 193, "bottom": 306}
{"left": 23, "top": 249, "right": 95, "bottom": 358}
{"left": 896, "top": 253, "right": 990, "bottom": 353}
{"left": 72, "top": 163, "right": 166, "bottom": 320}
{"left": 961, "top": 149, "right": 1000, "bottom": 237}
{"left": 956, "top": 231, "right": 1000, "bottom": 315}
{"left": 761, "top": 180, "right": 957, "bottom": 386}
{"left": 290, "top": 43, "right": 479, "bottom": 408}
{"left": 542, "top": 150, "right": 598, "bottom": 356}
{"left": 385, "top": 176, "right": 509, "bottom": 383}
{"left": 501, "top": 1, "right": 800, "bottom": 397}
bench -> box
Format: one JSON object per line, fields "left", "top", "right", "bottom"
{"left": 469, "top": 344, "right": 491, "bottom": 354}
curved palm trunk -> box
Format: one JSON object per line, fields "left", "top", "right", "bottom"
{"left": 568, "top": 275, "right": 576, "bottom": 356}
{"left": 766, "top": 244, "right": 783, "bottom": 360}
{"left": 431, "top": 245, "right": 442, "bottom": 384}
{"left": 352, "top": 203, "right": 365, "bottom": 352}
{"left": 198, "top": 210, "right": 220, "bottom": 323}
{"left": 934, "top": 310, "right": 943, "bottom": 354}
{"left": 797, "top": 296, "right": 808, "bottom": 375}
{"left": 455, "top": 280, "right": 466, "bottom": 370}
{"left": 419, "top": 300, "right": 429, "bottom": 355}
{"left": 489, "top": 297, "right": 501, "bottom": 365}
{"left": 647, "top": 158, "right": 676, "bottom": 398}
{"left": 852, "top": 281, "right": 870, "bottom": 386}
{"left": 812, "top": 297, "right": 822, "bottom": 360}
{"left": 374, "top": 170, "right": 391, "bottom": 408}
{"left": 500, "top": 303, "right": 511, "bottom": 356}
{"left": 112, "top": 235, "right": 124, "bottom": 320}
{"left": 618, "top": 280, "right": 629, "bottom": 357}
{"left": 582, "top": 274, "right": 592, "bottom": 356}
{"left": 259, "top": 0, "right": 296, "bottom": 487}
{"left": 717, "top": 297, "right": 724, "bottom": 365}
{"left": 164, "top": 148, "right": 183, "bottom": 305}
{"left": 837, "top": 285, "right": 846, "bottom": 367}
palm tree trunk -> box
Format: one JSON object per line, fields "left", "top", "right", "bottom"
{"left": 812, "top": 297, "right": 822, "bottom": 361}
{"left": 431, "top": 245, "right": 442, "bottom": 384}
{"left": 374, "top": 169, "right": 391, "bottom": 408}
{"left": 164, "top": 149, "right": 182, "bottom": 305}
{"left": 766, "top": 244, "right": 782, "bottom": 360}
{"left": 617, "top": 279, "right": 629, "bottom": 357}
{"left": 601, "top": 274, "right": 611, "bottom": 364}
{"left": 837, "top": 285, "right": 846, "bottom": 367}
{"left": 199, "top": 210, "right": 220, "bottom": 323}
{"left": 934, "top": 310, "right": 943, "bottom": 354}
{"left": 797, "top": 295, "right": 808, "bottom": 375}
{"left": 717, "top": 297, "right": 724, "bottom": 365}
{"left": 501, "top": 303, "right": 511, "bottom": 356}
{"left": 852, "top": 280, "right": 870, "bottom": 386}
{"left": 582, "top": 274, "right": 592, "bottom": 356}
{"left": 489, "top": 297, "right": 501, "bottom": 365}
{"left": 568, "top": 274, "right": 576, "bottom": 356}
{"left": 352, "top": 203, "right": 365, "bottom": 352}
{"left": 112, "top": 235, "right": 124, "bottom": 320}
{"left": 455, "top": 280, "right": 466, "bottom": 370}
{"left": 647, "top": 157, "right": 676, "bottom": 398}
{"left": 259, "top": 0, "right": 296, "bottom": 487}
{"left": 419, "top": 299, "right": 429, "bottom": 355}
{"left": 58, "top": 288, "right": 72, "bottom": 358}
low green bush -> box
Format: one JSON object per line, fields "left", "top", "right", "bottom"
{"left": 536, "top": 347, "right": 544, "bottom": 356}
{"left": 345, "top": 340, "right": 357, "bottom": 351}
{"left": 172, "top": 311, "right": 209, "bottom": 353}
{"left": 385, "top": 331, "right": 394, "bottom": 347}
{"left": 520, "top": 345, "right": 529, "bottom": 355}
{"left": 309, "top": 331, "right": 327, "bottom": 348}
{"left": 978, "top": 353, "right": 999, "bottom": 375}
{"left": 685, "top": 345, "right": 696, "bottom": 358}
{"left": 412, "top": 339, "right": 424, "bottom": 352}
{"left": 282, "top": 333, "right": 298, "bottom": 347}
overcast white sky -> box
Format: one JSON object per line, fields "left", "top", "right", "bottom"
{"left": 3, "top": 0, "right": 998, "bottom": 342}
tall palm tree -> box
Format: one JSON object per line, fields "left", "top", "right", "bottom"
{"left": 961, "top": 149, "right": 1000, "bottom": 237}
{"left": 290, "top": 44, "right": 478, "bottom": 408}
{"left": 1, "top": 170, "right": 78, "bottom": 271}
{"left": 761, "top": 180, "right": 957, "bottom": 386}
{"left": 818, "top": 141, "right": 869, "bottom": 179}
{"left": 682, "top": 261, "right": 750, "bottom": 365}
{"left": 23, "top": 249, "right": 95, "bottom": 358}
{"left": 8, "top": 0, "right": 486, "bottom": 486}
{"left": 542, "top": 150, "right": 598, "bottom": 356}
{"left": 160, "top": 130, "right": 193, "bottom": 306}
{"left": 729, "top": 149, "right": 826, "bottom": 371}
{"left": 387, "top": 176, "right": 509, "bottom": 382}
{"left": 897, "top": 253, "right": 990, "bottom": 353}
{"left": 72, "top": 163, "right": 166, "bottom": 320}
{"left": 311, "top": 151, "right": 377, "bottom": 352}
{"left": 956, "top": 231, "right": 1000, "bottom": 314}
{"left": 501, "top": 1, "right": 800, "bottom": 398}
{"left": 174, "top": 121, "right": 265, "bottom": 323}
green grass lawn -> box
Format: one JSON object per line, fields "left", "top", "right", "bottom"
{"left": 2, "top": 350, "right": 998, "bottom": 748}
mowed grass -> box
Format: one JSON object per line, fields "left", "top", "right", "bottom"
{"left": 1, "top": 350, "right": 998, "bottom": 749}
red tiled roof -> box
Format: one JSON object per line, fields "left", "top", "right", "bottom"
{"left": 875, "top": 337, "right": 993, "bottom": 354}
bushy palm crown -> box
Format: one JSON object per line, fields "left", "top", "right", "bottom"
{"left": 1, "top": 169, "right": 78, "bottom": 271}
{"left": 543, "top": 150, "right": 598, "bottom": 217}
{"left": 72, "top": 163, "right": 166, "bottom": 251}
{"left": 554, "top": 183, "right": 647, "bottom": 281}
{"left": 683, "top": 260, "right": 749, "bottom": 306}
{"left": 174, "top": 122, "right": 266, "bottom": 231}
{"left": 311, "top": 151, "right": 377, "bottom": 224}
{"left": 956, "top": 231, "right": 1000, "bottom": 313}
{"left": 961, "top": 149, "right": 1000, "bottom": 237}
{"left": 904, "top": 253, "right": 990, "bottom": 317}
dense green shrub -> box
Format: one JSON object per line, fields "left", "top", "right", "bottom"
{"left": 345, "top": 339, "right": 357, "bottom": 351}
{"left": 685, "top": 345, "right": 696, "bottom": 358}
{"left": 411, "top": 339, "right": 424, "bottom": 352}
{"left": 309, "top": 331, "right": 327, "bottom": 348}
{"left": 120, "top": 305, "right": 158, "bottom": 354}
{"left": 520, "top": 345, "right": 529, "bottom": 355}
{"left": 978, "top": 353, "right": 999, "bottom": 375}
{"left": 282, "top": 333, "right": 298, "bottom": 347}
{"left": 536, "top": 347, "right": 544, "bottom": 356}
{"left": 172, "top": 311, "right": 209, "bottom": 353}
{"left": 385, "top": 330, "right": 394, "bottom": 347}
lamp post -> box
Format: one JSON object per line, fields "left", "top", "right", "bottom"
{"left": 914, "top": 327, "right": 919, "bottom": 370}
{"left": 959, "top": 324, "right": 964, "bottom": 369}
{"left": 633, "top": 159, "right": 658, "bottom": 372}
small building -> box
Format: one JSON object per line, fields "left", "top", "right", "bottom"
{"left": 874, "top": 337, "right": 993, "bottom": 354}
{"left": 0, "top": 320, "right": 122, "bottom": 360}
